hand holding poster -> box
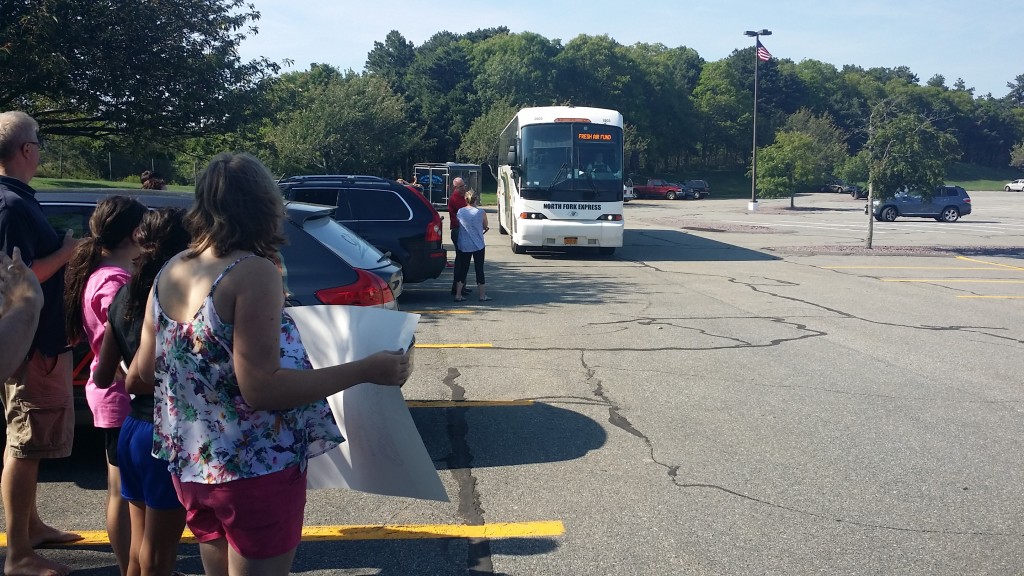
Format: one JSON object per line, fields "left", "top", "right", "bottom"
{"left": 286, "top": 305, "right": 448, "bottom": 502}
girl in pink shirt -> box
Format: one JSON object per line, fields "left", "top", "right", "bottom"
{"left": 64, "top": 195, "right": 147, "bottom": 576}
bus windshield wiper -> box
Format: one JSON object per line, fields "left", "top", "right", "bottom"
{"left": 548, "top": 162, "right": 571, "bottom": 187}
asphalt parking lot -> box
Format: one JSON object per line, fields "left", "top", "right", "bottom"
{"left": 5, "top": 190, "right": 1024, "bottom": 575}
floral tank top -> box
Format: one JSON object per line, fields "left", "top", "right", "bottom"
{"left": 151, "top": 255, "right": 343, "bottom": 484}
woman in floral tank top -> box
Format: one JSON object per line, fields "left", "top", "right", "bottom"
{"left": 128, "top": 153, "right": 412, "bottom": 576}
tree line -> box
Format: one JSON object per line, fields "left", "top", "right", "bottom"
{"left": 4, "top": 1, "right": 1023, "bottom": 196}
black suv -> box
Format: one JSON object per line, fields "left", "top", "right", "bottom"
{"left": 279, "top": 175, "right": 447, "bottom": 283}
{"left": 683, "top": 179, "right": 710, "bottom": 199}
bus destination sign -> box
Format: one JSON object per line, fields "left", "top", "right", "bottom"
{"left": 577, "top": 133, "right": 613, "bottom": 141}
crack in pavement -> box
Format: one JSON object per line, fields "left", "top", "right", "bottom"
{"left": 572, "top": 352, "right": 1022, "bottom": 537}
{"left": 442, "top": 367, "right": 494, "bottom": 574}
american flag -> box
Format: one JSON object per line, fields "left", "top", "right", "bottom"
{"left": 757, "top": 40, "right": 772, "bottom": 62}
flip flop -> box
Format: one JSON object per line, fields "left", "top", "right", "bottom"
{"left": 478, "top": 296, "right": 492, "bottom": 302}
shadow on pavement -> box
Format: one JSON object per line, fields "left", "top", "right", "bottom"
{"left": 413, "top": 402, "right": 606, "bottom": 470}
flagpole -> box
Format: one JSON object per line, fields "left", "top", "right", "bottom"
{"left": 744, "top": 29, "right": 772, "bottom": 212}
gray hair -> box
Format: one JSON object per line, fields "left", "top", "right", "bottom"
{"left": 0, "top": 111, "right": 39, "bottom": 163}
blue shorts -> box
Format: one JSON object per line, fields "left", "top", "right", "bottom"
{"left": 118, "top": 415, "right": 182, "bottom": 510}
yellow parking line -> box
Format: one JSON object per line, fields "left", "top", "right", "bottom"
{"left": 406, "top": 309, "right": 475, "bottom": 314}
{"left": 823, "top": 266, "right": 1002, "bottom": 270}
{"left": 881, "top": 279, "right": 1024, "bottom": 283}
{"left": 415, "top": 343, "right": 493, "bottom": 348}
{"left": 956, "top": 295, "right": 1024, "bottom": 299}
{"left": 1, "top": 521, "right": 565, "bottom": 547}
{"left": 955, "top": 256, "right": 1024, "bottom": 271}
{"left": 406, "top": 400, "right": 534, "bottom": 408}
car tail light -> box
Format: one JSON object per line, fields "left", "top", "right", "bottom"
{"left": 597, "top": 214, "right": 622, "bottom": 221}
{"left": 407, "top": 184, "right": 443, "bottom": 242}
{"left": 315, "top": 269, "right": 394, "bottom": 307}
{"left": 963, "top": 197, "right": 971, "bottom": 203}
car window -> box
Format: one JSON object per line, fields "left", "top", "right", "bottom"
{"left": 302, "top": 215, "right": 387, "bottom": 269}
{"left": 345, "top": 188, "right": 411, "bottom": 221}
{"left": 287, "top": 187, "right": 339, "bottom": 207}
{"left": 41, "top": 204, "right": 92, "bottom": 237}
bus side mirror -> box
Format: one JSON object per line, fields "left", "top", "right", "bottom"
{"left": 506, "top": 146, "right": 517, "bottom": 165}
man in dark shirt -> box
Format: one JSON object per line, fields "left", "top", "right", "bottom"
{"left": 0, "top": 110, "right": 82, "bottom": 576}
{"left": 447, "top": 177, "right": 470, "bottom": 295}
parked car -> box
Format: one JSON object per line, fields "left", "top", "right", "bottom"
{"left": 1004, "top": 179, "right": 1024, "bottom": 192}
{"left": 623, "top": 178, "right": 635, "bottom": 202}
{"left": 848, "top": 184, "right": 867, "bottom": 199}
{"left": 39, "top": 189, "right": 401, "bottom": 424}
{"left": 278, "top": 175, "right": 447, "bottom": 283}
{"left": 683, "top": 179, "right": 711, "bottom": 199}
{"left": 820, "top": 178, "right": 856, "bottom": 194}
{"left": 866, "top": 185, "right": 972, "bottom": 222}
{"left": 633, "top": 178, "right": 683, "bottom": 200}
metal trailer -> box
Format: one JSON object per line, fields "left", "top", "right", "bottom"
{"left": 411, "top": 162, "right": 482, "bottom": 206}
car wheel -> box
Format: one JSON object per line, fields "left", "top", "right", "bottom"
{"left": 881, "top": 206, "right": 898, "bottom": 222}
{"left": 498, "top": 222, "right": 508, "bottom": 235}
{"left": 665, "top": 191, "right": 677, "bottom": 200}
{"left": 940, "top": 207, "right": 960, "bottom": 222}
{"left": 1006, "top": 186, "right": 1011, "bottom": 192}
{"left": 874, "top": 215, "right": 883, "bottom": 222}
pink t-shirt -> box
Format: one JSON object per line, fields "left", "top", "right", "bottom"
{"left": 83, "top": 265, "right": 131, "bottom": 428}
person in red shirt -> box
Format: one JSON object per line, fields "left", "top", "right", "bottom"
{"left": 447, "top": 177, "right": 470, "bottom": 296}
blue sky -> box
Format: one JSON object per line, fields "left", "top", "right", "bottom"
{"left": 239, "top": 0, "right": 1017, "bottom": 98}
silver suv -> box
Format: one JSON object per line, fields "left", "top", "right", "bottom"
{"left": 868, "top": 185, "right": 972, "bottom": 222}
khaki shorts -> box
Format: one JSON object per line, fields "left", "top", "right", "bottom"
{"left": 3, "top": 350, "right": 74, "bottom": 459}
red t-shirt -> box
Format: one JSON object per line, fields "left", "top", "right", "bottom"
{"left": 447, "top": 191, "right": 467, "bottom": 230}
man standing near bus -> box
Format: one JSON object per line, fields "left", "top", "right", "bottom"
{"left": 447, "top": 177, "right": 470, "bottom": 295}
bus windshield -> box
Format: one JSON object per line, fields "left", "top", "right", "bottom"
{"left": 520, "top": 123, "right": 623, "bottom": 202}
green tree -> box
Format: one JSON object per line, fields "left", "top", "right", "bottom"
{"left": 1011, "top": 141, "right": 1024, "bottom": 169}
{"left": 268, "top": 74, "right": 418, "bottom": 177}
{"left": 469, "top": 32, "right": 561, "bottom": 112}
{"left": 693, "top": 60, "right": 749, "bottom": 168}
{"left": 365, "top": 31, "right": 416, "bottom": 93}
{"left": 459, "top": 100, "right": 517, "bottom": 170}
{"left": 1, "top": 0, "right": 279, "bottom": 141}
{"left": 755, "top": 131, "right": 819, "bottom": 198}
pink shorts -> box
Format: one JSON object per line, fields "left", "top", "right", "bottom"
{"left": 172, "top": 466, "right": 307, "bottom": 559}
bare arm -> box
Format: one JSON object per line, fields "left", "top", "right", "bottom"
{"left": 30, "top": 230, "right": 81, "bottom": 283}
{"left": 127, "top": 288, "right": 157, "bottom": 394}
{"left": 0, "top": 248, "right": 43, "bottom": 380}
{"left": 93, "top": 323, "right": 124, "bottom": 389}
{"left": 231, "top": 259, "right": 411, "bottom": 411}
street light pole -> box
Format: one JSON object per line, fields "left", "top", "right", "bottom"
{"left": 744, "top": 29, "right": 771, "bottom": 212}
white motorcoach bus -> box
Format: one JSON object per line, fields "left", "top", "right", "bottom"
{"left": 495, "top": 106, "right": 624, "bottom": 255}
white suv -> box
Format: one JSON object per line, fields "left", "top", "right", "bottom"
{"left": 623, "top": 178, "right": 636, "bottom": 202}
{"left": 1004, "top": 179, "right": 1024, "bottom": 192}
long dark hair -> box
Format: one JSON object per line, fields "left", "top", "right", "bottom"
{"left": 65, "top": 196, "right": 147, "bottom": 344}
{"left": 124, "top": 208, "right": 191, "bottom": 324}
{"left": 186, "top": 153, "right": 285, "bottom": 263}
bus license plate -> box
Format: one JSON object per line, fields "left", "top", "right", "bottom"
{"left": 564, "top": 237, "right": 577, "bottom": 245}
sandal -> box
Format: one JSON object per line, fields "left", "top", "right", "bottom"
{"left": 478, "top": 296, "right": 492, "bottom": 302}
{"left": 454, "top": 296, "right": 465, "bottom": 302}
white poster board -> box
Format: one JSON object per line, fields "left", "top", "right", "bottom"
{"left": 287, "top": 305, "right": 448, "bottom": 502}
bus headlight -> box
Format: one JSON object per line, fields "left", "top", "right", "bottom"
{"left": 518, "top": 212, "right": 547, "bottom": 220}
{"left": 597, "top": 214, "right": 622, "bottom": 221}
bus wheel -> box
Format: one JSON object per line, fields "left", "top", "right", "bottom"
{"left": 599, "top": 247, "right": 615, "bottom": 256}
{"left": 498, "top": 222, "right": 508, "bottom": 235}
{"left": 512, "top": 240, "right": 526, "bottom": 254}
